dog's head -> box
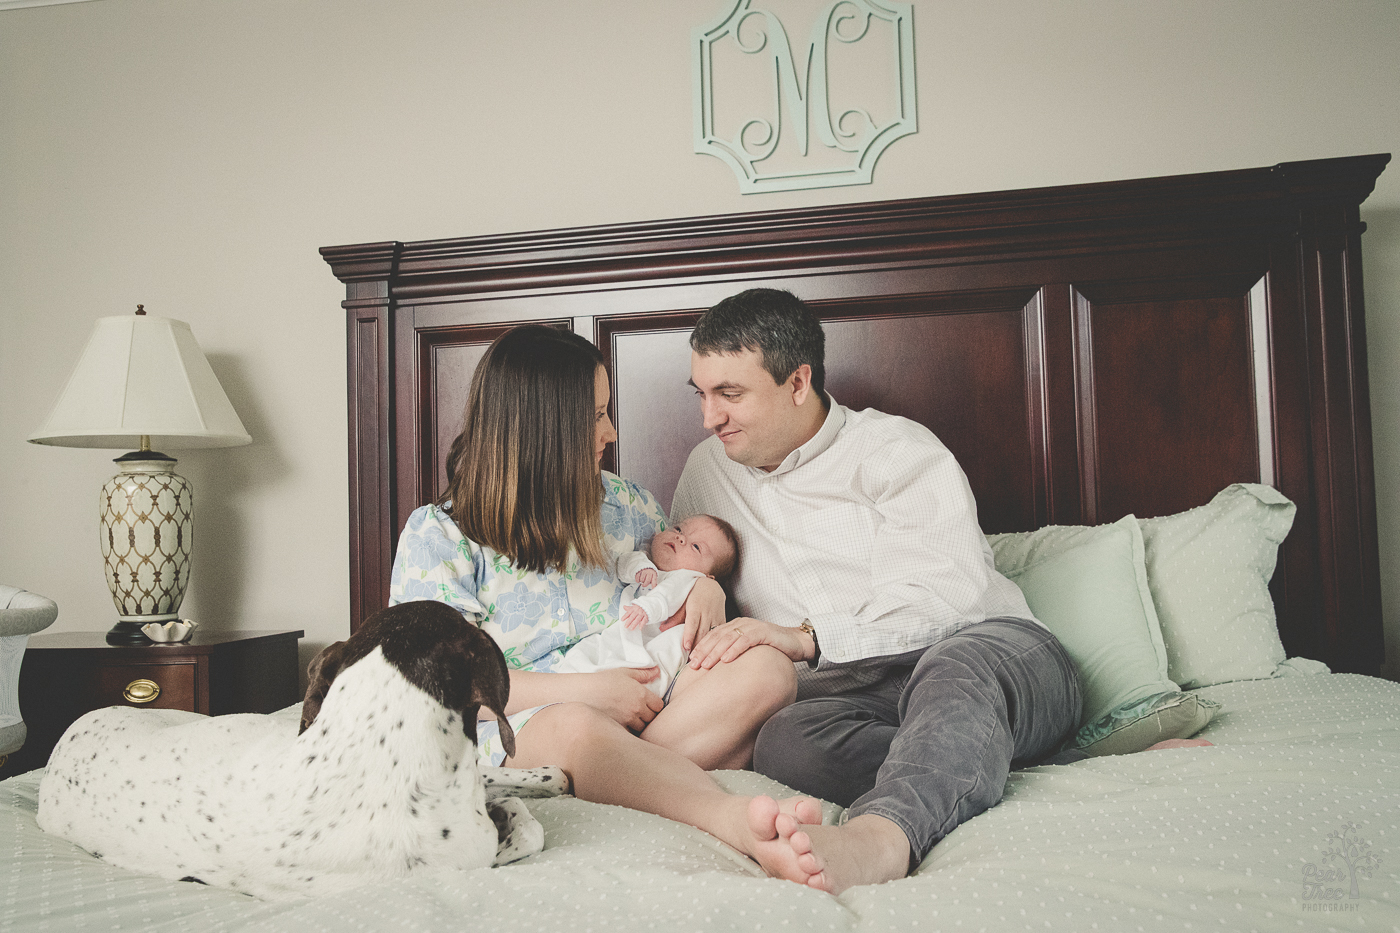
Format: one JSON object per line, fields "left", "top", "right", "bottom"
{"left": 299, "top": 601, "right": 515, "bottom": 758}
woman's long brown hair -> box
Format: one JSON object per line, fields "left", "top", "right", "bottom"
{"left": 439, "top": 325, "right": 607, "bottom": 573}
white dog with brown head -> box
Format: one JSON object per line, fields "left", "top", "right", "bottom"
{"left": 38, "top": 601, "right": 565, "bottom": 900}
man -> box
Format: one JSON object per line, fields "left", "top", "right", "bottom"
{"left": 671, "top": 288, "right": 1081, "bottom": 894}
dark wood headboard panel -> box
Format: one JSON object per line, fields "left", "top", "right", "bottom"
{"left": 324, "top": 153, "right": 1389, "bottom": 675}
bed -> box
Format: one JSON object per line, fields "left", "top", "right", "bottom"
{"left": 3, "top": 154, "right": 1396, "bottom": 930}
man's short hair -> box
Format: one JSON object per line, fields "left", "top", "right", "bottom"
{"left": 689, "top": 288, "right": 826, "bottom": 398}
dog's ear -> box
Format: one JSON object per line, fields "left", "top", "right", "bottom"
{"left": 478, "top": 704, "right": 516, "bottom": 761}
{"left": 300, "top": 640, "right": 347, "bottom": 735}
{"left": 468, "top": 639, "right": 515, "bottom": 760}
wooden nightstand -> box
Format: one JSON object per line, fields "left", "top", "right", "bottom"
{"left": 0, "top": 629, "right": 303, "bottom": 779}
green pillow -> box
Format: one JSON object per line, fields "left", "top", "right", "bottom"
{"left": 1137, "top": 484, "right": 1294, "bottom": 689}
{"left": 989, "top": 515, "right": 1178, "bottom": 729}
{"left": 1074, "top": 690, "right": 1220, "bottom": 757}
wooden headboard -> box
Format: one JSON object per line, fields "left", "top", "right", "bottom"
{"left": 323, "top": 153, "right": 1389, "bottom": 675}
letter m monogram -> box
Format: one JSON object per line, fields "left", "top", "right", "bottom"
{"left": 693, "top": 0, "right": 916, "bottom": 193}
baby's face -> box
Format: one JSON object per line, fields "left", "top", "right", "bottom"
{"left": 649, "top": 517, "right": 732, "bottom": 575}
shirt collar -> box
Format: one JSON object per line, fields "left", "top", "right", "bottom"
{"left": 755, "top": 394, "right": 846, "bottom": 478}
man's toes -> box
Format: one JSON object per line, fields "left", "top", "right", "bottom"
{"left": 791, "top": 798, "right": 822, "bottom": 825}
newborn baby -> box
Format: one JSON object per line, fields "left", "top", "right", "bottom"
{"left": 556, "top": 514, "right": 738, "bottom": 697}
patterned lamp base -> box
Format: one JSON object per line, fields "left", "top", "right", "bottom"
{"left": 99, "top": 452, "right": 193, "bottom": 645}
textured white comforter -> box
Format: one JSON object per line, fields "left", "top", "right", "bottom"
{"left": 3, "top": 672, "right": 1397, "bottom": 932}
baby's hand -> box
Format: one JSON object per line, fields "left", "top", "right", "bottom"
{"left": 622, "top": 604, "right": 651, "bottom": 630}
{"left": 634, "top": 568, "right": 658, "bottom": 588}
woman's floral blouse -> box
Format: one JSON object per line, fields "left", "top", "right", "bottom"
{"left": 387, "top": 472, "right": 667, "bottom": 764}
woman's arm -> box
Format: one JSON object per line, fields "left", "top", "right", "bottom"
{"left": 396, "top": 508, "right": 660, "bottom": 730}
{"left": 498, "top": 669, "right": 666, "bottom": 733}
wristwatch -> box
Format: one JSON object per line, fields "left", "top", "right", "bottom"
{"left": 798, "top": 619, "right": 818, "bottom": 662}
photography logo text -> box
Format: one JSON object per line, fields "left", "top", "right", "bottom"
{"left": 1302, "top": 822, "right": 1382, "bottom": 912}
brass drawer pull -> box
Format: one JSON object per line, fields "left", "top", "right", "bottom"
{"left": 123, "top": 679, "right": 161, "bottom": 704}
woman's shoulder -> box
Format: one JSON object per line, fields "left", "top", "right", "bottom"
{"left": 404, "top": 501, "right": 458, "bottom": 533}
{"left": 401, "top": 502, "right": 487, "bottom": 555}
{"left": 600, "top": 472, "right": 666, "bottom": 548}
{"left": 394, "top": 501, "right": 499, "bottom": 577}
{"left": 601, "top": 472, "right": 663, "bottom": 516}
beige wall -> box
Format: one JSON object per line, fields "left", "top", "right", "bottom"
{"left": 3, "top": 0, "right": 1398, "bottom": 678}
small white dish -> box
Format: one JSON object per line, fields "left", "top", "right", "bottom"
{"left": 141, "top": 619, "right": 198, "bottom": 643}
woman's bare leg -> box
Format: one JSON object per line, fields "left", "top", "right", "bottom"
{"left": 506, "top": 701, "right": 819, "bottom": 863}
{"left": 641, "top": 644, "right": 796, "bottom": 770}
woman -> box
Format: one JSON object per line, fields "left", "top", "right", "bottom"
{"left": 388, "top": 325, "right": 813, "bottom": 867}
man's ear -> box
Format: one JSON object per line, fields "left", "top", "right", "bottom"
{"left": 788, "top": 363, "right": 813, "bottom": 406}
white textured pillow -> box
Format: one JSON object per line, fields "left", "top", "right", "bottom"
{"left": 1137, "top": 483, "right": 1295, "bottom": 689}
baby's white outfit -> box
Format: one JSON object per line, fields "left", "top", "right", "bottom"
{"left": 555, "top": 552, "right": 704, "bottom": 698}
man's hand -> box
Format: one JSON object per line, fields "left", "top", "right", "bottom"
{"left": 622, "top": 604, "right": 650, "bottom": 630}
{"left": 659, "top": 577, "right": 727, "bottom": 650}
{"left": 687, "top": 617, "right": 815, "bottom": 670}
{"left": 578, "top": 668, "right": 665, "bottom": 733}
{"left": 634, "top": 568, "right": 658, "bottom": 588}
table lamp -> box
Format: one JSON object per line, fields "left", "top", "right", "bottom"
{"left": 28, "top": 306, "right": 252, "bottom": 645}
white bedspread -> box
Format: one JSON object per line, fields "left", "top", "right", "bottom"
{"left": 3, "top": 672, "right": 1397, "bottom": 931}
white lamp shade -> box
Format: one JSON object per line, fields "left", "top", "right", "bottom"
{"left": 28, "top": 313, "right": 252, "bottom": 450}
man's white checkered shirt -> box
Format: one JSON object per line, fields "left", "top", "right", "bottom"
{"left": 671, "top": 397, "right": 1040, "bottom": 697}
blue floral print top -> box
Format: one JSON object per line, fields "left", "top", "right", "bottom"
{"left": 388, "top": 472, "right": 667, "bottom": 674}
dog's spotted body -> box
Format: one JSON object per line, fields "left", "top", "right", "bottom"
{"left": 37, "top": 602, "right": 565, "bottom": 900}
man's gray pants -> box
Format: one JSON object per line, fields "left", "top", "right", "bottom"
{"left": 753, "top": 617, "right": 1081, "bottom": 865}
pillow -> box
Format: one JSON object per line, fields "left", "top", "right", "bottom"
{"left": 1073, "top": 690, "right": 1220, "bottom": 757}
{"left": 989, "top": 515, "right": 1178, "bottom": 729}
{"left": 1137, "top": 483, "right": 1294, "bottom": 688}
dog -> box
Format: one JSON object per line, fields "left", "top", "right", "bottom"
{"left": 38, "top": 601, "right": 566, "bottom": 900}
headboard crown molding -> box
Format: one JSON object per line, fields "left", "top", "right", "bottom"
{"left": 324, "top": 154, "right": 1388, "bottom": 302}
{"left": 320, "top": 241, "right": 402, "bottom": 284}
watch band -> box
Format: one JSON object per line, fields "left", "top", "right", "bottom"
{"left": 798, "top": 619, "right": 818, "bottom": 660}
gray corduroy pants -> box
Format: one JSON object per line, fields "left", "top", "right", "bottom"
{"left": 753, "top": 617, "right": 1081, "bottom": 864}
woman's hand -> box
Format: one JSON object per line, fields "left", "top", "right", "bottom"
{"left": 576, "top": 668, "right": 666, "bottom": 733}
{"left": 503, "top": 668, "right": 664, "bottom": 732}
{"left": 660, "top": 576, "right": 727, "bottom": 651}
{"left": 687, "top": 617, "right": 815, "bottom": 670}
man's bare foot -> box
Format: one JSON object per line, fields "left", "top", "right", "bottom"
{"left": 779, "top": 814, "right": 911, "bottom": 894}
{"left": 742, "top": 799, "right": 909, "bottom": 894}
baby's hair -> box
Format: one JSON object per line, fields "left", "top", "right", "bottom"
{"left": 694, "top": 514, "right": 740, "bottom": 581}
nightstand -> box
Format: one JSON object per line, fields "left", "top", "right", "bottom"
{"left": 0, "top": 628, "right": 303, "bottom": 779}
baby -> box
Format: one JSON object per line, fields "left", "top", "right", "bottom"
{"left": 556, "top": 514, "right": 739, "bottom": 698}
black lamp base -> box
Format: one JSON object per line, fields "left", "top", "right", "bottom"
{"left": 106, "top": 621, "right": 153, "bottom": 646}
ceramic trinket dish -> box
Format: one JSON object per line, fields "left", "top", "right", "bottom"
{"left": 140, "top": 618, "right": 197, "bottom": 643}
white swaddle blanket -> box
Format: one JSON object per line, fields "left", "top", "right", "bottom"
{"left": 555, "top": 557, "right": 704, "bottom": 697}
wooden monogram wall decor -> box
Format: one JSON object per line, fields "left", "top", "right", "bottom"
{"left": 692, "top": 0, "right": 917, "bottom": 193}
